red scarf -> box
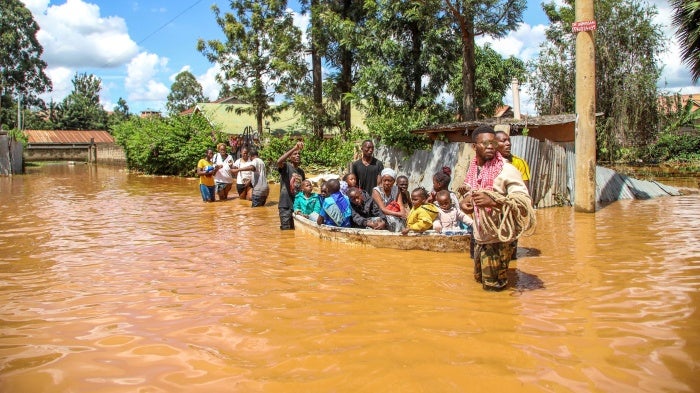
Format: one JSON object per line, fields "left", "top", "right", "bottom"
{"left": 464, "top": 152, "right": 504, "bottom": 231}
{"left": 464, "top": 152, "right": 504, "bottom": 191}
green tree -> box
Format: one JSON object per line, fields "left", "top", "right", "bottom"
{"left": 671, "top": 0, "right": 700, "bottom": 82}
{"left": 354, "top": 0, "right": 456, "bottom": 113}
{"left": 320, "top": 0, "right": 368, "bottom": 133}
{"left": 107, "top": 97, "right": 131, "bottom": 130}
{"left": 296, "top": 0, "right": 327, "bottom": 138}
{"left": 528, "top": 0, "right": 663, "bottom": 161}
{"left": 0, "top": 0, "right": 52, "bottom": 130}
{"left": 450, "top": 44, "right": 526, "bottom": 118}
{"left": 166, "top": 71, "right": 206, "bottom": 115}
{"left": 114, "top": 97, "right": 130, "bottom": 120}
{"left": 58, "top": 73, "right": 108, "bottom": 130}
{"left": 440, "top": 0, "right": 525, "bottom": 121}
{"left": 113, "top": 114, "right": 225, "bottom": 176}
{"left": 198, "top": 0, "right": 307, "bottom": 135}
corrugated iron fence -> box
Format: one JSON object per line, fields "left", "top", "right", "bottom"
{"left": 511, "top": 136, "right": 680, "bottom": 208}
{"left": 377, "top": 137, "right": 680, "bottom": 209}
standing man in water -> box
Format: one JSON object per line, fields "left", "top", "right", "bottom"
{"left": 459, "top": 125, "right": 535, "bottom": 291}
{"left": 248, "top": 147, "right": 269, "bottom": 207}
{"left": 495, "top": 130, "right": 531, "bottom": 192}
{"left": 351, "top": 140, "right": 384, "bottom": 194}
{"left": 276, "top": 140, "right": 305, "bottom": 230}
{"left": 196, "top": 148, "right": 218, "bottom": 203}
{"left": 495, "top": 130, "right": 532, "bottom": 259}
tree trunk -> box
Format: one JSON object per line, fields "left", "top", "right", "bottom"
{"left": 340, "top": 49, "right": 352, "bottom": 134}
{"left": 311, "top": 0, "right": 324, "bottom": 139}
{"left": 410, "top": 22, "right": 423, "bottom": 107}
{"left": 461, "top": 17, "right": 476, "bottom": 121}
{"left": 256, "top": 110, "right": 264, "bottom": 136}
{"left": 339, "top": 0, "right": 353, "bottom": 134}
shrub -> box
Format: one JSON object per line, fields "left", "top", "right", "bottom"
{"left": 113, "top": 114, "right": 226, "bottom": 176}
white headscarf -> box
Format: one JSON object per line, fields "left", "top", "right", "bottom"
{"left": 381, "top": 168, "right": 397, "bottom": 179}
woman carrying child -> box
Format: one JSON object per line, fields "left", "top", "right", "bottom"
{"left": 372, "top": 168, "right": 406, "bottom": 232}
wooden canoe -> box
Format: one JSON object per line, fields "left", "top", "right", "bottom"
{"left": 293, "top": 215, "right": 470, "bottom": 252}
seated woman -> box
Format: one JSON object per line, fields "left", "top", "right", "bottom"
{"left": 316, "top": 179, "right": 353, "bottom": 227}
{"left": 396, "top": 175, "right": 412, "bottom": 212}
{"left": 402, "top": 187, "right": 439, "bottom": 235}
{"left": 372, "top": 168, "right": 407, "bottom": 232}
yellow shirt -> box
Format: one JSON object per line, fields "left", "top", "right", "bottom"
{"left": 406, "top": 203, "right": 439, "bottom": 232}
{"left": 510, "top": 155, "right": 531, "bottom": 181}
{"left": 197, "top": 158, "right": 215, "bottom": 187}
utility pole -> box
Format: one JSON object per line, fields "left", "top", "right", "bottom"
{"left": 573, "top": 0, "right": 597, "bottom": 213}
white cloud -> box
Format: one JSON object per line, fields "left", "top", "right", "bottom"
{"left": 477, "top": 23, "right": 547, "bottom": 63}
{"left": 21, "top": 0, "right": 50, "bottom": 14}
{"left": 25, "top": 0, "right": 139, "bottom": 68}
{"left": 650, "top": 0, "right": 699, "bottom": 92}
{"left": 475, "top": 22, "right": 548, "bottom": 115}
{"left": 199, "top": 65, "right": 223, "bottom": 101}
{"left": 39, "top": 67, "right": 74, "bottom": 105}
{"left": 125, "top": 52, "right": 169, "bottom": 103}
{"left": 291, "top": 8, "right": 310, "bottom": 44}
{"left": 169, "top": 65, "right": 192, "bottom": 82}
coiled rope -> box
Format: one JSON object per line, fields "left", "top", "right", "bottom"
{"left": 475, "top": 191, "right": 536, "bottom": 243}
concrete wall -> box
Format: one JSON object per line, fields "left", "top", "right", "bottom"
{"left": 96, "top": 144, "right": 126, "bottom": 166}
{"left": 23, "top": 143, "right": 126, "bottom": 166}
{"left": 375, "top": 140, "right": 475, "bottom": 192}
{"left": 24, "top": 146, "right": 90, "bottom": 162}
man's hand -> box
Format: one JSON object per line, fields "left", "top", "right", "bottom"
{"left": 471, "top": 191, "right": 497, "bottom": 208}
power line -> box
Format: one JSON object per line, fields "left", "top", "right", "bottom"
{"left": 136, "top": 0, "right": 206, "bottom": 46}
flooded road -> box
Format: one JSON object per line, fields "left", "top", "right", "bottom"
{"left": 1, "top": 163, "right": 698, "bottom": 392}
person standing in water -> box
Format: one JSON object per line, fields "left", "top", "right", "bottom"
{"left": 459, "top": 125, "right": 535, "bottom": 291}
{"left": 196, "top": 148, "right": 218, "bottom": 203}
{"left": 276, "top": 141, "right": 305, "bottom": 230}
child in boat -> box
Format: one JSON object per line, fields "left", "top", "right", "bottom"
{"left": 402, "top": 187, "right": 439, "bottom": 235}
{"left": 427, "top": 166, "right": 459, "bottom": 207}
{"left": 433, "top": 190, "right": 472, "bottom": 233}
{"left": 339, "top": 173, "right": 357, "bottom": 196}
{"left": 317, "top": 179, "right": 353, "bottom": 227}
{"left": 347, "top": 187, "right": 387, "bottom": 230}
{"left": 343, "top": 173, "right": 358, "bottom": 189}
{"left": 294, "top": 179, "right": 321, "bottom": 222}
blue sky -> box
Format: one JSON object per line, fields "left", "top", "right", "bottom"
{"left": 21, "top": 0, "right": 700, "bottom": 116}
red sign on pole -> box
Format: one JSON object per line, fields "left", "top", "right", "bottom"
{"left": 572, "top": 20, "right": 597, "bottom": 33}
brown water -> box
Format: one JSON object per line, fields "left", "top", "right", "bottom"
{"left": 608, "top": 164, "right": 700, "bottom": 190}
{"left": 1, "top": 163, "right": 699, "bottom": 392}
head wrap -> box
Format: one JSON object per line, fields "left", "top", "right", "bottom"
{"left": 381, "top": 168, "right": 397, "bottom": 179}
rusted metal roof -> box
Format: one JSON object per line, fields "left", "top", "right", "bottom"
{"left": 24, "top": 130, "right": 114, "bottom": 144}
{"left": 413, "top": 113, "right": 604, "bottom": 135}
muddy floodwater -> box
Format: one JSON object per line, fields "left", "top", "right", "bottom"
{"left": 1, "top": 163, "right": 699, "bottom": 392}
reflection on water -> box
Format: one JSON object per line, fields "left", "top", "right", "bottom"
{"left": 1, "top": 164, "right": 699, "bottom": 392}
